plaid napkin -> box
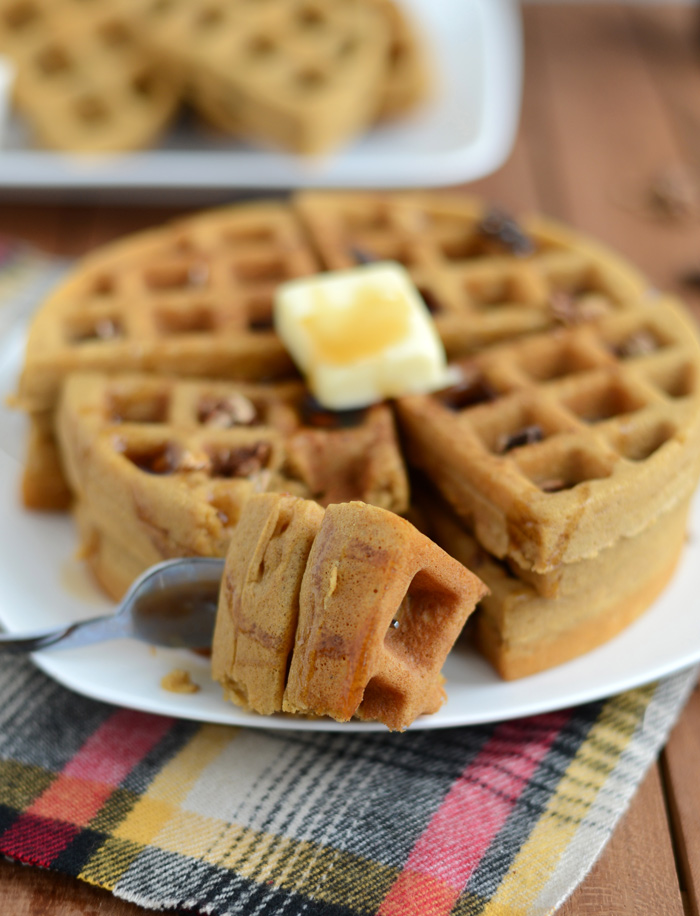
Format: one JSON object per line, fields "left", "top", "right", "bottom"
{"left": 0, "top": 656, "right": 695, "bottom": 916}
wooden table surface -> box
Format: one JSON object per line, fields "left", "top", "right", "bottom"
{"left": 1, "top": 4, "right": 700, "bottom": 914}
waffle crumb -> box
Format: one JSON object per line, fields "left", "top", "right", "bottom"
{"left": 161, "top": 669, "right": 200, "bottom": 694}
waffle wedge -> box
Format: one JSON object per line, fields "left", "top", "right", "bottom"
{"left": 56, "top": 372, "right": 408, "bottom": 598}
{"left": 135, "top": 0, "right": 390, "bottom": 156}
{"left": 213, "top": 493, "right": 488, "bottom": 729}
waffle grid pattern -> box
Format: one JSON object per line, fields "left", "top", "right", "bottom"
{"left": 135, "top": 0, "right": 390, "bottom": 154}
{"left": 295, "top": 192, "right": 650, "bottom": 354}
{"left": 19, "top": 193, "right": 659, "bottom": 412}
{"left": 397, "top": 298, "right": 700, "bottom": 571}
{"left": 0, "top": 0, "right": 179, "bottom": 151}
{"left": 56, "top": 372, "right": 409, "bottom": 596}
{"left": 20, "top": 203, "right": 324, "bottom": 410}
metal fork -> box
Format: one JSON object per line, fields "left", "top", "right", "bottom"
{"left": 0, "top": 557, "right": 225, "bottom": 653}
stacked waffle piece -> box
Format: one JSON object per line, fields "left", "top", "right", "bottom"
{"left": 0, "top": 0, "right": 180, "bottom": 152}
{"left": 213, "top": 493, "right": 487, "bottom": 730}
{"left": 13, "top": 191, "right": 700, "bottom": 726}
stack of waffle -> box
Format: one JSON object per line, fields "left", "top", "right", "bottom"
{"left": 398, "top": 299, "right": 700, "bottom": 677}
{"left": 13, "top": 191, "right": 700, "bottom": 725}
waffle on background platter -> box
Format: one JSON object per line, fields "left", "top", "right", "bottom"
{"left": 0, "top": 0, "right": 428, "bottom": 154}
{"left": 0, "top": 0, "right": 180, "bottom": 152}
{"left": 11, "top": 191, "right": 700, "bottom": 723}
{"left": 135, "top": 0, "right": 401, "bottom": 156}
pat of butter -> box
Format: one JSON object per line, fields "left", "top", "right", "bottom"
{"left": 274, "top": 263, "right": 449, "bottom": 410}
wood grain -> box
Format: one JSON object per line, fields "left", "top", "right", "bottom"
{"left": 0, "top": 858, "right": 172, "bottom": 915}
{"left": 523, "top": 4, "right": 700, "bottom": 309}
{"left": 663, "top": 682, "right": 700, "bottom": 916}
{"left": 559, "top": 765, "right": 685, "bottom": 916}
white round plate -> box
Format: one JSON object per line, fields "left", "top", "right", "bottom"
{"left": 1, "top": 323, "right": 699, "bottom": 732}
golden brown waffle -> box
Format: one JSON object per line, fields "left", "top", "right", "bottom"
{"left": 294, "top": 192, "right": 654, "bottom": 358}
{"left": 18, "top": 194, "right": 656, "bottom": 413}
{"left": 285, "top": 500, "right": 488, "bottom": 728}
{"left": 212, "top": 493, "right": 325, "bottom": 716}
{"left": 56, "top": 372, "right": 408, "bottom": 594}
{"left": 16, "top": 191, "right": 700, "bottom": 526}
{"left": 0, "top": 0, "right": 180, "bottom": 152}
{"left": 397, "top": 295, "right": 700, "bottom": 573}
{"left": 213, "top": 494, "right": 487, "bottom": 729}
{"left": 134, "top": 0, "right": 391, "bottom": 155}
{"left": 417, "top": 490, "right": 690, "bottom": 679}
{"left": 191, "top": 0, "right": 427, "bottom": 139}
{"left": 367, "top": 0, "right": 428, "bottom": 120}
{"left": 18, "top": 201, "right": 320, "bottom": 415}
{"left": 16, "top": 200, "right": 318, "bottom": 510}
{"left": 19, "top": 193, "right": 653, "bottom": 416}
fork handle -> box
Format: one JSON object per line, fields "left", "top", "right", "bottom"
{"left": 0, "top": 624, "right": 85, "bottom": 654}
{"left": 0, "top": 612, "right": 131, "bottom": 654}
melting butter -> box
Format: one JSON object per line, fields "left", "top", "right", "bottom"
{"left": 274, "top": 262, "right": 449, "bottom": 410}
{"left": 301, "top": 284, "right": 410, "bottom": 366}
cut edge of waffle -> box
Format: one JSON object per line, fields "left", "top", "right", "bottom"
{"left": 212, "top": 492, "right": 488, "bottom": 730}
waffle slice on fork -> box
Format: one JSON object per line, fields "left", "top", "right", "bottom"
{"left": 212, "top": 493, "right": 488, "bottom": 729}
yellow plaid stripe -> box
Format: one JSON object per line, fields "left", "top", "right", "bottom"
{"left": 477, "top": 683, "right": 657, "bottom": 916}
